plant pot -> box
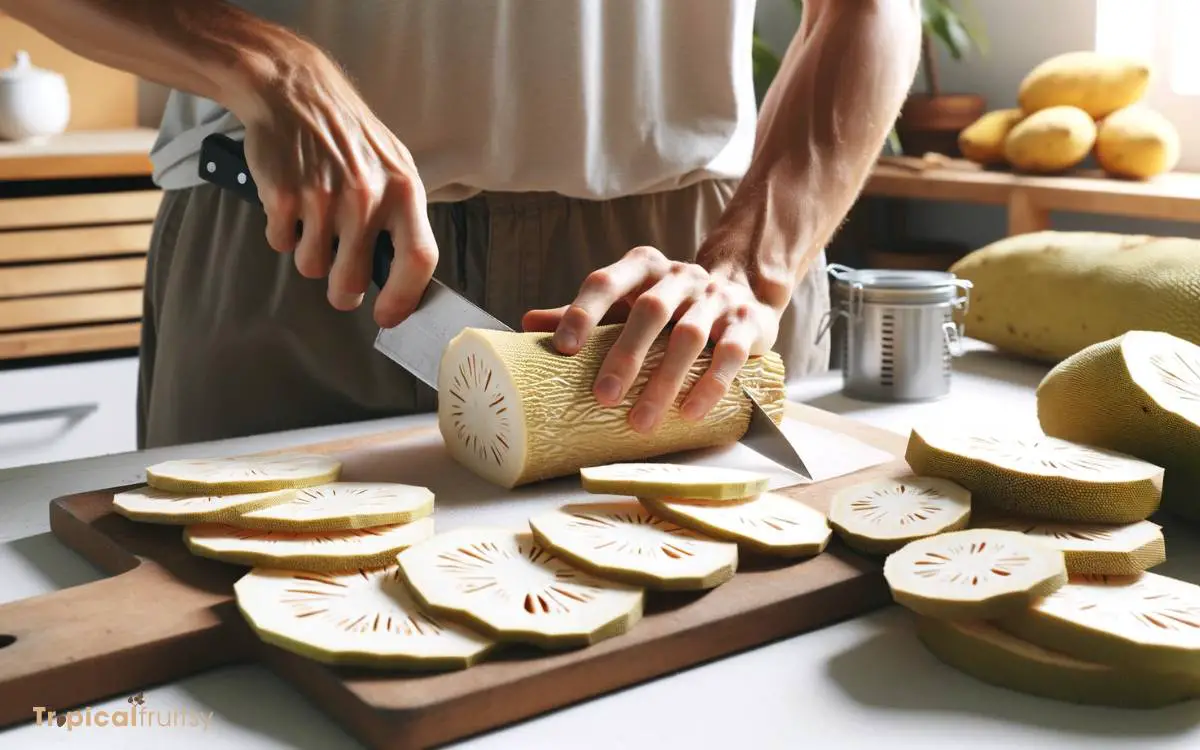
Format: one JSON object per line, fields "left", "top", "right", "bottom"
{"left": 895, "top": 93, "right": 986, "bottom": 158}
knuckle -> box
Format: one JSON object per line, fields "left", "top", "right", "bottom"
{"left": 409, "top": 243, "right": 439, "bottom": 273}
{"left": 605, "top": 348, "right": 642, "bottom": 378}
{"left": 629, "top": 244, "right": 662, "bottom": 263}
{"left": 714, "top": 338, "right": 750, "bottom": 365}
{"left": 583, "top": 269, "right": 614, "bottom": 295}
{"left": 671, "top": 321, "right": 708, "bottom": 351}
{"left": 632, "top": 293, "right": 671, "bottom": 323}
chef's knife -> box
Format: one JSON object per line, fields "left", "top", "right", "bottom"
{"left": 197, "top": 133, "right": 811, "bottom": 480}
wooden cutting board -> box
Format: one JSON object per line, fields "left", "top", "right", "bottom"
{"left": 0, "top": 403, "right": 911, "bottom": 749}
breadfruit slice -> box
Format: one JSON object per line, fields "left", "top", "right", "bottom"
{"left": 228, "top": 482, "right": 435, "bottom": 532}
{"left": 904, "top": 425, "right": 1163, "bottom": 523}
{"left": 914, "top": 615, "right": 1200, "bottom": 708}
{"left": 971, "top": 515, "right": 1165, "bottom": 575}
{"left": 233, "top": 565, "right": 494, "bottom": 670}
{"left": 146, "top": 453, "right": 341, "bottom": 494}
{"left": 436, "top": 324, "right": 786, "bottom": 489}
{"left": 639, "top": 492, "right": 830, "bottom": 558}
{"left": 579, "top": 463, "right": 769, "bottom": 503}
{"left": 1036, "top": 331, "right": 1200, "bottom": 471}
{"left": 395, "top": 527, "right": 643, "bottom": 650}
{"left": 527, "top": 500, "right": 738, "bottom": 590}
{"left": 883, "top": 528, "right": 1068, "bottom": 620}
{"left": 997, "top": 572, "right": 1200, "bottom": 674}
{"left": 827, "top": 475, "right": 972, "bottom": 555}
{"left": 184, "top": 517, "right": 435, "bottom": 572}
{"left": 112, "top": 485, "right": 295, "bottom": 525}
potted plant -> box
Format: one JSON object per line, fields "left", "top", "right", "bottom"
{"left": 895, "top": 0, "right": 989, "bottom": 156}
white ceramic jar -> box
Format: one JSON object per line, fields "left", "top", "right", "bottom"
{"left": 0, "top": 51, "right": 71, "bottom": 141}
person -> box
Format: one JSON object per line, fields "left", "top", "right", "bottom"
{"left": 1, "top": 0, "right": 922, "bottom": 450}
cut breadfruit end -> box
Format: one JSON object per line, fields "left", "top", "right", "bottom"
{"left": 914, "top": 616, "right": 1200, "bottom": 708}
{"left": 233, "top": 565, "right": 494, "bottom": 670}
{"left": 883, "top": 528, "right": 1068, "bottom": 620}
{"left": 527, "top": 500, "right": 739, "bottom": 590}
{"left": 184, "top": 517, "right": 435, "bottom": 572}
{"left": 639, "top": 492, "right": 830, "bottom": 558}
{"left": 827, "top": 475, "right": 972, "bottom": 555}
{"left": 904, "top": 425, "right": 1163, "bottom": 524}
{"left": 227, "top": 482, "right": 435, "bottom": 532}
{"left": 436, "top": 324, "right": 786, "bottom": 489}
{"left": 396, "top": 527, "right": 643, "bottom": 650}
{"left": 1036, "top": 331, "right": 1200, "bottom": 471}
{"left": 112, "top": 485, "right": 295, "bottom": 525}
{"left": 996, "top": 572, "right": 1200, "bottom": 674}
{"left": 971, "top": 515, "right": 1165, "bottom": 575}
{"left": 579, "top": 463, "right": 769, "bottom": 503}
{"left": 146, "top": 453, "right": 342, "bottom": 494}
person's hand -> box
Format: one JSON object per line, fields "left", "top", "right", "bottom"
{"left": 234, "top": 44, "right": 438, "bottom": 329}
{"left": 522, "top": 245, "right": 780, "bottom": 433}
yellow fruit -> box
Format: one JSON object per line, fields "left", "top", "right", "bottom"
{"left": 1095, "top": 105, "right": 1181, "bottom": 179}
{"left": 958, "top": 108, "right": 1025, "bottom": 165}
{"left": 1003, "top": 106, "right": 1096, "bottom": 173}
{"left": 1018, "top": 51, "right": 1151, "bottom": 119}
{"left": 949, "top": 231, "right": 1200, "bottom": 363}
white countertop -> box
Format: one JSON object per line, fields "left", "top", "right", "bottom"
{"left": 2, "top": 339, "right": 1198, "bottom": 750}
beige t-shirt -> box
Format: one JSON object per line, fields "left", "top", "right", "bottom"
{"left": 150, "top": 0, "right": 758, "bottom": 203}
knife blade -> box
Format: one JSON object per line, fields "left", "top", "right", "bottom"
{"left": 196, "top": 132, "right": 811, "bottom": 479}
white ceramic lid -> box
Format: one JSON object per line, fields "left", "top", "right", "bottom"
{"left": 0, "top": 51, "right": 63, "bottom": 83}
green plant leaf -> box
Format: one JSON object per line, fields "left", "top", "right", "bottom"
{"left": 752, "top": 33, "right": 782, "bottom": 104}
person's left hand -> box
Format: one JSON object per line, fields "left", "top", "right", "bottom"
{"left": 521, "top": 245, "right": 780, "bottom": 434}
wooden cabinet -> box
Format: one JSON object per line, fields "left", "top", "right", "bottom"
{"left": 0, "top": 129, "right": 160, "bottom": 360}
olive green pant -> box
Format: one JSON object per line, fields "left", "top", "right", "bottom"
{"left": 136, "top": 182, "right": 830, "bottom": 449}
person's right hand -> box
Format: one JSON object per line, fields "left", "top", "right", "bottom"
{"left": 233, "top": 43, "right": 438, "bottom": 329}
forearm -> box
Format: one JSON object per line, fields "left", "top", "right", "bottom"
{"left": 699, "top": 0, "right": 922, "bottom": 311}
{"left": 0, "top": 0, "right": 316, "bottom": 123}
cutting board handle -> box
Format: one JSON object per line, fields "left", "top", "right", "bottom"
{"left": 0, "top": 563, "right": 245, "bottom": 728}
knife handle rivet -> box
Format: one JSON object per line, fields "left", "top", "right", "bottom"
{"left": 237, "top": 172, "right": 247, "bottom": 184}
{"left": 205, "top": 161, "right": 216, "bottom": 174}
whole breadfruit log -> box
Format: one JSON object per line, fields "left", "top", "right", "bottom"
{"left": 949, "top": 231, "right": 1200, "bottom": 363}
{"left": 437, "top": 324, "right": 787, "bottom": 488}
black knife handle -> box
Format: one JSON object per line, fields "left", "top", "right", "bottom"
{"left": 197, "top": 132, "right": 393, "bottom": 291}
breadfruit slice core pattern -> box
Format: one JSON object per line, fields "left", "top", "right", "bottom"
{"left": 229, "top": 482, "right": 435, "bottom": 531}
{"left": 1124, "top": 330, "right": 1200, "bottom": 427}
{"left": 997, "top": 572, "right": 1200, "bottom": 673}
{"left": 146, "top": 453, "right": 342, "bottom": 494}
{"left": 640, "top": 491, "right": 830, "bottom": 557}
{"left": 905, "top": 425, "right": 1163, "bottom": 523}
{"left": 827, "top": 475, "right": 971, "bottom": 555}
{"left": 396, "top": 528, "right": 643, "bottom": 650}
{"left": 579, "top": 463, "right": 769, "bottom": 502}
{"left": 883, "top": 528, "right": 1067, "bottom": 620}
{"left": 971, "top": 516, "right": 1165, "bottom": 575}
{"left": 914, "top": 616, "right": 1200, "bottom": 708}
{"left": 112, "top": 486, "right": 295, "bottom": 525}
{"left": 184, "top": 517, "right": 435, "bottom": 572}
{"left": 234, "top": 565, "right": 494, "bottom": 670}
{"left": 527, "top": 501, "right": 738, "bottom": 590}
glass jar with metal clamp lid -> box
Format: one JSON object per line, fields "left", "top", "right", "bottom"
{"left": 815, "top": 264, "right": 973, "bottom": 402}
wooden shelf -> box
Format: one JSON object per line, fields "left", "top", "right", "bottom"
{"left": 863, "top": 157, "right": 1200, "bottom": 235}
{"left": 0, "top": 128, "right": 156, "bottom": 181}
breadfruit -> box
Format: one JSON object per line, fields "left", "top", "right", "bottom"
{"left": 949, "top": 230, "right": 1200, "bottom": 363}
{"left": 579, "top": 463, "right": 768, "bottom": 503}
{"left": 1003, "top": 105, "right": 1096, "bottom": 174}
{"left": 997, "top": 572, "right": 1200, "bottom": 674}
{"left": 112, "top": 485, "right": 295, "bottom": 525}
{"left": 904, "top": 425, "right": 1163, "bottom": 523}
{"left": 958, "top": 108, "right": 1025, "bottom": 165}
{"left": 227, "top": 482, "right": 435, "bottom": 531}
{"left": 234, "top": 566, "right": 495, "bottom": 670}
{"left": 437, "top": 325, "right": 786, "bottom": 489}
{"left": 1036, "top": 331, "right": 1200, "bottom": 472}
{"left": 915, "top": 616, "right": 1200, "bottom": 708}
{"left": 527, "top": 500, "right": 738, "bottom": 590}
{"left": 1017, "top": 51, "right": 1151, "bottom": 119}
{"left": 639, "top": 491, "right": 831, "bottom": 558}
{"left": 883, "top": 528, "right": 1068, "bottom": 620}
{"left": 146, "top": 453, "right": 341, "bottom": 494}
{"left": 826, "top": 475, "right": 972, "bottom": 555}
{"left": 970, "top": 514, "right": 1165, "bottom": 575}
{"left": 1096, "top": 105, "right": 1181, "bottom": 179}
{"left": 395, "top": 527, "right": 644, "bottom": 650}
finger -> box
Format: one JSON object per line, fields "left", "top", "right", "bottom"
{"left": 262, "top": 188, "right": 300, "bottom": 254}
{"left": 375, "top": 174, "right": 439, "bottom": 328}
{"left": 293, "top": 183, "right": 335, "bottom": 279}
{"left": 522, "top": 300, "right": 632, "bottom": 333}
{"left": 327, "top": 184, "right": 380, "bottom": 311}
{"left": 681, "top": 312, "right": 756, "bottom": 421}
{"left": 594, "top": 265, "right": 703, "bottom": 407}
{"left": 628, "top": 285, "right": 722, "bottom": 433}
{"left": 553, "top": 245, "right": 670, "bottom": 355}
